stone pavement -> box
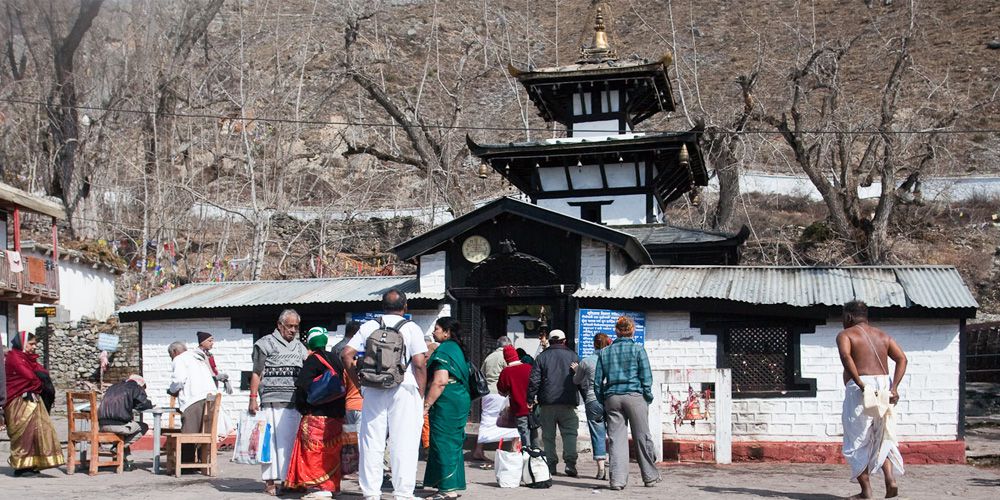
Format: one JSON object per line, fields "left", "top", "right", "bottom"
{"left": 0, "top": 446, "right": 998, "bottom": 499}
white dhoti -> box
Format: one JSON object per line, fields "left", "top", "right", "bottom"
{"left": 842, "top": 375, "right": 905, "bottom": 481}
{"left": 358, "top": 384, "right": 423, "bottom": 499}
{"left": 260, "top": 404, "right": 302, "bottom": 482}
{"left": 477, "top": 394, "right": 519, "bottom": 444}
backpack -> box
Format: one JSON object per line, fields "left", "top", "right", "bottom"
{"left": 358, "top": 318, "right": 412, "bottom": 389}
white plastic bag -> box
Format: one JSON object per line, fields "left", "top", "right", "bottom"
{"left": 232, "top": 410, "right": 272, "bottom": 465}
{"left": 217, "top": 405, "right": 235, "bottom": 439}
{"left": 495, "top": 444, "right": 523, "bottom": 488}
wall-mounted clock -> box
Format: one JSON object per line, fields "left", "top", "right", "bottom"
{"left": 461, "top": 235, "right": 491, "bottom": 263}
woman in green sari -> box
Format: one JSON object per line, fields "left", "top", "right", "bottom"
{"left": 422, "top": 317, "right": 471, "bottom": 500}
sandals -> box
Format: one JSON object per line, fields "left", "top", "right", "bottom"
{"left": 477, "top": 462, "right": 494, "bottom": 470}
{"left": 262, "top": 484, "right": 277, "bottom": 496}
{"left": 424, "top": 494, "right": 461, "bottom": 500}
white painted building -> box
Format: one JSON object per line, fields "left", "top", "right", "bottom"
{"left": 17, "top": 242, "right": 119, "bottom": 332}
{"left": 118, "top": 276, "right": 447, "bottom": 422}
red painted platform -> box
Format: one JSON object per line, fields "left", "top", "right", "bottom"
{"left": 131, "top": 433, "right": 236, "bottom": 452}
{"left": 662, "top": 439, "right": 966, "bottom": 464}
{"left": 133, "top": 434, "right": 964, "bottom": 465}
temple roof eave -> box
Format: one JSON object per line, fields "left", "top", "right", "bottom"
{"left": 465, "top": 131, "right": 699, "bottom": 158}
{"left": 506, "top": 55, "right": 673, "bottom": 81}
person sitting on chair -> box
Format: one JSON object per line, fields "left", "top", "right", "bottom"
{"left": 98, "top": 374, "right": 154, "bottom": 470}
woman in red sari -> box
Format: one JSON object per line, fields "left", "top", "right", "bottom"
{"left": 4, "top": 331, "right": 64, "bottom": 475}
{"left": 286, "top": 327, "right": 347, "bottom": 499}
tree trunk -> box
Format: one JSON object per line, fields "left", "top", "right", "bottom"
{"left": 45, "top": 0, "right": 104, "bottom": 239}
{"left": 710, "top": 139, "right": 742, "bottom": 232}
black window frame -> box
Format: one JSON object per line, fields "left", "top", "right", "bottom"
{"left": 691, "top": 313, "right": 820, "bottom": 399}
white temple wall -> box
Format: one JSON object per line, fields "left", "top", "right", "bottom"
{"left": 638, "top": 312, "right": 960, "bottom": 443}
{"left": 538, "top": 194, "right": 651, "bottom": 225}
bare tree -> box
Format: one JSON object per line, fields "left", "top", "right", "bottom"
{"left": 338, "top": 5, "right": 495, "bottom": 217}
{"left": 40, "top": 0, "right": 104, "bottom": 238}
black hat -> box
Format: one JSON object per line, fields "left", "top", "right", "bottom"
{"left": 197, "top": 331, "right": 213, "bottom": 344}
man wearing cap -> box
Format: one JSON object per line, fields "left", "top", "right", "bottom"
{"left": 527, "top": 329, "right": 580, "bottom": 477}
{"left": 99, "top": 374, "right": 154, "bottom": 470}
{"left": 249, "top": 309, "right": 309, "bottom": 496}
{"left": 193, "top": 331, "right": 233, "bottom": 394}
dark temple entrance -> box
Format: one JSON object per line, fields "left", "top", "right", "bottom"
{"left": 451, "top": 241, "right": 577, "bottom": 422}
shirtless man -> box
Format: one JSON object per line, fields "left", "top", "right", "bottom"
{"left": 836, "top": 300, "right": 908, "bottom": 499}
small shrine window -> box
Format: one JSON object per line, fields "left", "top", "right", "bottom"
{"left": 600, "top": 90, "right": 620, "bottom": 113}
{"left": 573, "top": 92, "right": 594, "bottom": 116}
{"left": 569, "top": 200, "right": 613, "bottom": 224}
{"left": 692, "top": 313, "right": 818, "bottom": 398}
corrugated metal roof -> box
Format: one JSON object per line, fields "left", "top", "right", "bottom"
{"left": 117, "top": 276, "right": 441, "bottom": 315}
{"left": 575, "top": 266, "right": 979, "bottom": 309}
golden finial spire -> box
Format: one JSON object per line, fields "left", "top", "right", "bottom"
{"left": 578, "top": 2, "right": 617, "bottom": 63}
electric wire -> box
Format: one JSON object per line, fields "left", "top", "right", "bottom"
{"left": 1, "top": 97, "right": 995, "bottom": 136}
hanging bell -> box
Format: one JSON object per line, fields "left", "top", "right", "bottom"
{"left": 478, "top": 162, "right": 490, "bottom": 179}
{"left": 683, "top": 402, "right": 704, "bottom": 421}
{"left": 678, "top": 144, "right": 690, "bottom": 168}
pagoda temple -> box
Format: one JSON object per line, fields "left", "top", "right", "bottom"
{"left": 466, "top": 4, "right": 747, "bottom": 265}
{"left": 389, "top": 3, "right": 748, "bottom": 365}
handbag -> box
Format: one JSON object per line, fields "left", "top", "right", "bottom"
{"left": 857, "top": 326, "right": 892, "bottom": 418}
{"left": 862, "top": 384, "right": 890, "bottom": 418}
{"left": 306, "top": 353, "right": 347, "bottom": 405}
{"left": 468, "top": 362, "right": 490, "bottom": 400}
{"left": 520, "top": 446, "right": 551, "bottom": 488}
{"left": 527, "top": 404, "right": 542, "bottom": 430}
{"left": 497, "top": 398, "right": 518, "bottom": 429}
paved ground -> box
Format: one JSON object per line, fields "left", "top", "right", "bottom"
{"left": 3, "top": 409, "right": 999, "bottom": 498}
{"left": 0, "top": 447, "right": 998, "bottom": 499}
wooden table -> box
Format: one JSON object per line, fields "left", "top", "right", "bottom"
{"left": 142, "top": 407, "right": 181, "bottom": 474}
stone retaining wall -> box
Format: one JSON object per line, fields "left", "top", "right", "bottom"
{"left": 36, "top": 318, "right": 140, "bottom": 386}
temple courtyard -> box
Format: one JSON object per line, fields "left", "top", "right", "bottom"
{"left": 3, "top": 421, "right": 999, "bottom": 499}
{"left": 0, "top": 450, "right": 997, "bottom": 499}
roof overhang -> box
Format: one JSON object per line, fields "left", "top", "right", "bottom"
{"left": 574, "top": 265, "right": 979, "bottom": 318}
{"left": 509, "top": 56, "right": 676, "bottom": 127}
{"left": 467, "top": 131, "right": 707, "bottom": 206}
{"left": 391, "top": 196, "right": 651, "bottom": 265}
{"left": 117, "top": 276, "right": 443, "bottom": 323}
{"left": 0, "top": 182, "right": 66, "bottom": 219}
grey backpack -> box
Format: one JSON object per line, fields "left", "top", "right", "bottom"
{"left": 358, "top": 318, "right": 411, "bottom": 388}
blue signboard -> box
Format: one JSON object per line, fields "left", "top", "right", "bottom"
{"left": 349, "top": 312, "right": 414, "bottom": 357}
{"left": 350, "top": 312, "right": 412, "bottom": 323}
{"left": 576, "top": 309, "right": 645, "bottom": 358}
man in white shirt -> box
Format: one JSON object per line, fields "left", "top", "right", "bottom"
{"left": 341, "top": 290, "right": 427, "bottom": 500}
{"left": 167, "top": 341, "right": 217, "bottom": 463}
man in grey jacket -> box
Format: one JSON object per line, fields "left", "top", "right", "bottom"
{"left": 527, "top": 329, "right": 580, "bottom": 477}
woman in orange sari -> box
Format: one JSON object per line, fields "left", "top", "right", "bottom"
{"left": 286, "top": 327, "right": 347, "bottom": 498}
{"left": 4, "top": 331, "right": 64, "bottom": 476}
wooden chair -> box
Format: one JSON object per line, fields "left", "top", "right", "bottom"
{"left": 66, "top": 391, "right": 125, "bottom": 475}
{"left": 164, "top": 393, "right": 222, "bottom": 477}
{"left": 164, "top": 394, "right": 183, "bottom": 433}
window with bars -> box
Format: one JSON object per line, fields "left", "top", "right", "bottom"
{"left": 725, "top": 325, "right": 794, "bottom": 394}
{"left": 693, "top": 314, "right": 818, "bottom": 398}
